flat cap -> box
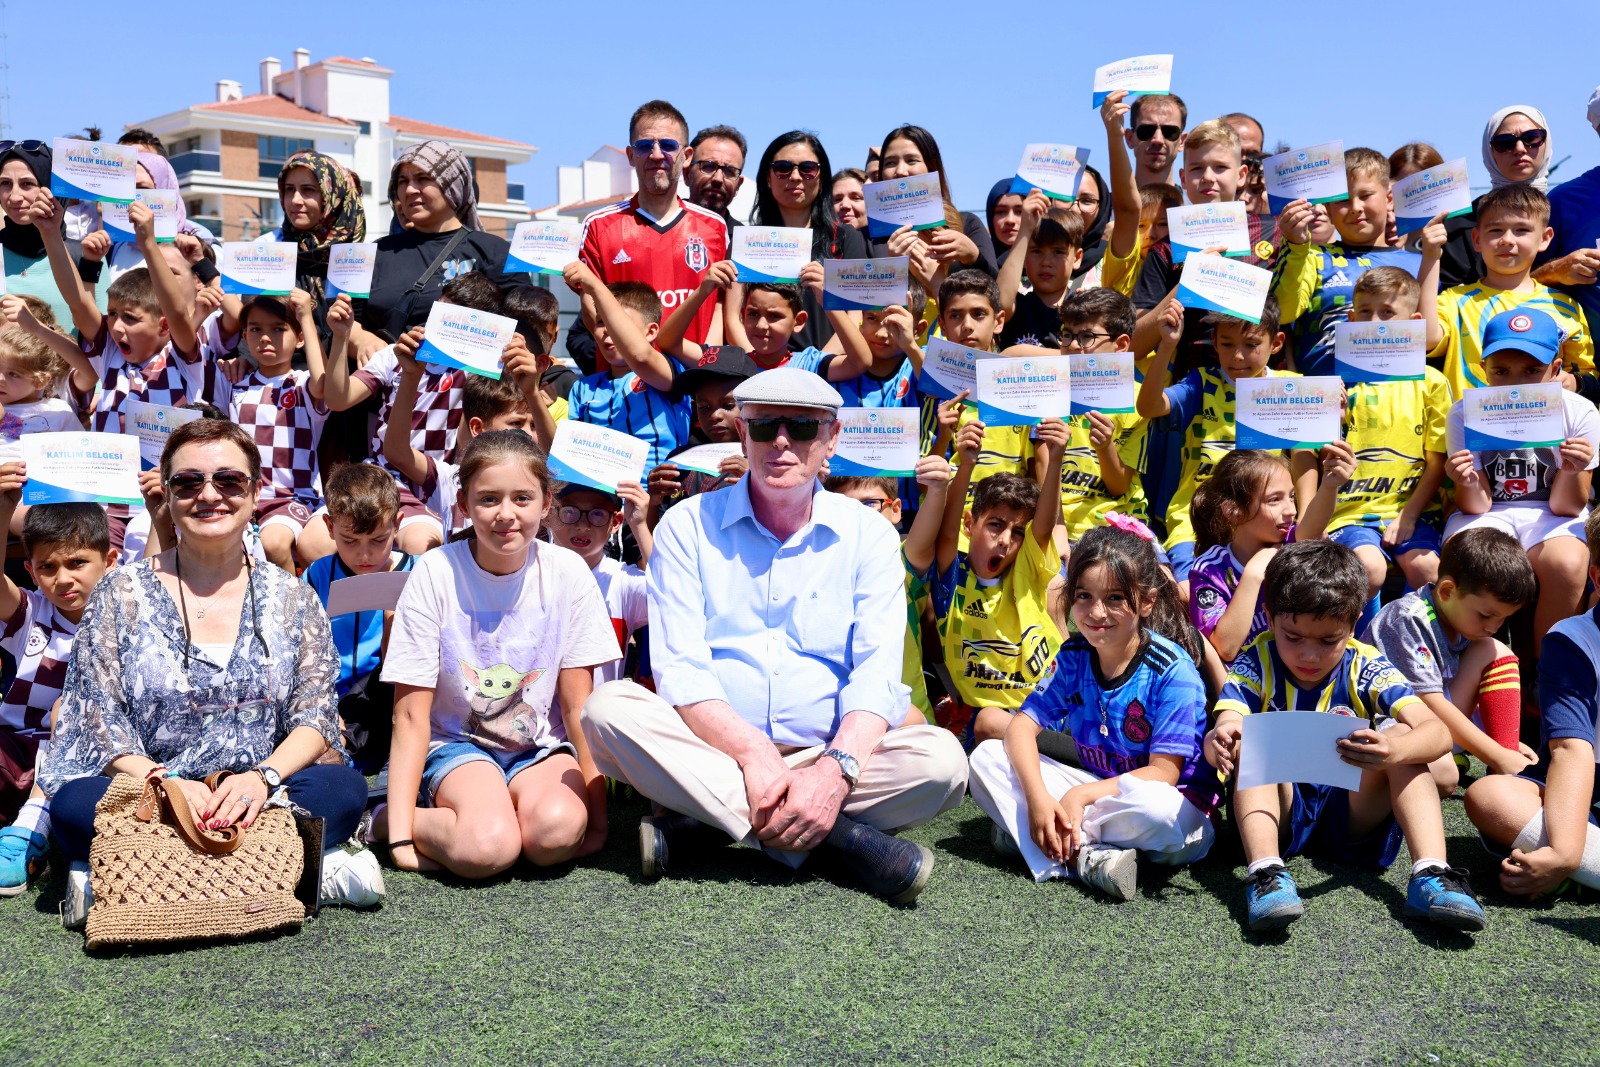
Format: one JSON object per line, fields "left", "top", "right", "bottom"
{"left": 730, "top": 367, "right": 843, "bottom": 416}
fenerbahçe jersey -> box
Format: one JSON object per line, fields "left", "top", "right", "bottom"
{"left": 1049, "top": 412, "right": 1149, "bottom": 541}
{"left": 581, "top": 195, "right": 729, "bottom": 345}
{"left": 1216, "top": 633, "right": 1422, "bottom": 725}
{"left": 1329, "top": 368, "right": 1452, "bottom": 531}
{"left": 933, "top": 532, "right": 1060, "bottom": 710}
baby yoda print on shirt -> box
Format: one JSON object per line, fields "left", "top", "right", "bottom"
{"left": 459, "top": 661, "right": 547, "bottom": 748}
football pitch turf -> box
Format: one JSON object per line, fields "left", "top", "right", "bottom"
{"left": 2, "top": 785, "right": 1598, "bottom": 1066}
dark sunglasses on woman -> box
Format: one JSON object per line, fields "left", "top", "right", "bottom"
{"left": 770, "top": 160, "right": 822, "bottom": 179}
{"left": 166, "top": 469, "right": 253, "bottom": 497}
{"left": 0, "top": 140, "right": 46, "bottom": 154}
{"left": 1489, "top": 128, "right": 1547, "bottom": 153}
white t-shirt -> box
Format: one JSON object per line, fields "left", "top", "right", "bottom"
{"left": 382, "top": 538, "right": 620, "bottom": 754}
{"left": 591, "top": 555, "right": 648, "bottom": 684}
{"left": 1446, "top": 389, "right": 1600, "bottom": 505}
{"left": 0, "top": 398, "right": 81, "bottom": 462}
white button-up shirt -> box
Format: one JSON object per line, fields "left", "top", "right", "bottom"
{"left": 647, "top": 477, "right": 910, "bottom": 747}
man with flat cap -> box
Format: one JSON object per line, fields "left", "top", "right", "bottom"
{"left": 583, "top": 367, "right": 968, "bottom": 902}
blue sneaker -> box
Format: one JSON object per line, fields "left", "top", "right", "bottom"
{"left": 1405, "top": 866, "right": 1487, "bottom": 931}
{"left": 0, "top": 826, "right": 48, "bottom": 897}
{"left": 1244, "top": 863, "right": 1305, "bottom": 931}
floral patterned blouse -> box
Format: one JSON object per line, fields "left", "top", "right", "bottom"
{"left": 39, "top": 557, "right": 342, "bottom": 797}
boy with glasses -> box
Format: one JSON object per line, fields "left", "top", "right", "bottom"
{"left": 545, "top": 479, "right": 654, "bottom": 685}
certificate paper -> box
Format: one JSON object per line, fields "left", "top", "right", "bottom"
{"left": 823, "top": 258, "right": 909, "bottom": 312}
{"left": 917, "top": 338, "right": 981, "bottom": 402}
{"left": 1236, "top": 712, "right": 1363, "bottom": 792}
{"left": 416, "top": 302, "right": 519, "bottom": 380}
{"left": 1235, "top": 376, "right": 1341, "bottom": 450}
{"left": 731, "top": 225, "right": 812, "bottom": 284}
{"left": 219, "top": 242, "right": 297, "bottom": 296}
{"left": 1392, "top": 159, "right": 1473, "bottom": 237}
{"left": 1069, "top": 352, "right": 1136, "bottom": 415}
{"left": 326, "top": 243, "right": 379, "bottom": 299}
{"left": 1091, "top": 54, "right": 1173, "bottom": 107}
{"left": 1011, "top": 144, "right": 1091, "bottom": 201}
{"left": 863, "top": 175, "right": 945, "bottom": 239}
{"left": 976, "top": 355, "right": 1071, "bottom": 427}
{"left": 832, "top": 408, "right": 920, "bottom": 477}
{"left": 49, "top": 137, "right": 136, "bottom": 204}
{"left": 327, "top": 571, "right": 413, "bottom": 616}
{"left": 1167, "top": 202, "right": 1252, "bottom": 262}
{"left": 100, "top": 190, "right": 179, "bottom": 243}
{"left": 1175, "top": 253, "right": 1273, "bottom": 324}
{"left": 547, "top": 421, "right": 650, "bottom": 493}
{"left": 669, "top": 442, "right": 744, "bottom": 476}
{"left": 1332, "top": 321, "right": 1426, "bottom": 384}
{"left": 21, "top": 432, "right": 142, "bottom": 506}
{"left": 1263, "top": 141, "right": 1348, "bottom": 215}
{"left": 125, "top": 399, "right": 202, "bottom": 470}
{"left": 505, "top": 219, "right": 583, "bottom": 276}
{"left": 1461, "top": 382, "right": 1566, "bottom": 450}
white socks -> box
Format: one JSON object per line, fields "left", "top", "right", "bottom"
{"left": 1247, "top": 856, "right": 1285, "bottom": 875}
{"left": 1411, "top": 858, "right": 1449, "bottom": 877}
{"left": 1513, "top": 812, "right": 1600, "bottom": 890}
{"left": 12, "top": 798, "right": 49, "bottom": 839}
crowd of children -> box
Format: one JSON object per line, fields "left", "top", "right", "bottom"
{"left": 1, "top": 85, "right": 1600, "bottom": 941}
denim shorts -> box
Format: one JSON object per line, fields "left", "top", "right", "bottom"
{"left": 421, "top": 740, "right": 575, "bottom": 805}
{"left": 1329, "top": 521, "right": 1442, "bottom": 560}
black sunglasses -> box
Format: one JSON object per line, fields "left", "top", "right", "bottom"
{"left": 744, "top": 417, "right": 827, "bottom": 442}
{"left": 770, "top": 160, "right": 822, "bottom": 179}
{"left": 1134, "top": 124, "right": 1183, "bottom": 142}
{"left": 692, "top": 160, "right": 742, "bottom": 179}
{"left": 0, "top": 140, "right": 46, "bottom": 154}
{"left": 632, "top": 138, "right": 681, "bottom": 157}
{"left": 167, "top": 469, "right": 253, "bottom": 497}
{"left": 555, "top": 505, "right": 615, "bottom": 528}
{"left": 1489, "top": 128, "right": 1547, "bottom": 153}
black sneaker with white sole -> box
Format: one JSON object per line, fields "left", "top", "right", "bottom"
{"left": 820, "top": 815, "right": 934, "bottom": 904}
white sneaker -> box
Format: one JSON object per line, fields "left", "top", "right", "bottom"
{"left": 320, "top": 847, "right": 385, "bottom": 908}
{"left": 1075, "top": 844, "right": 1138, "bottom": 901}
{"left": 60, "top": 860, "right": 92, "bottom": 929}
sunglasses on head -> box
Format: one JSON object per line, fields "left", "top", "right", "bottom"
{"left": 0, "top": 140, "right": 46, "bottom": 154}
{"left": 555, "top": 505, "right": 615, "bottom": 528}
{"left": 632, "top": 138, "right": 681, "bottom": 157}
{"left": 1134, "top": 124, "right": 1182, "bottom": 142}
{"left": 770, "top": 160, "right": 822, "bottom": 179}
{"left": 743, "top": 416, "right": 828, "bottom": 442}
{"left": 691, "top": 160, "right": 742, "bottom": 179}
{"left": 1489, "top": 128, "right": 1547, "bottom": 153}
{"left": 166, "top": 469, "right": 252, "bottom": 497}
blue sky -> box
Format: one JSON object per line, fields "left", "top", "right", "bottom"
{"left": 6, "top": 2, "right": 1598, "bottom": 212}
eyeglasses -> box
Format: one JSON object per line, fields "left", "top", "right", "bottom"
{"left": 691, "top": 160, "right": 742, "bottom": 180}
{"left": 743, "top": 416, "right": 828, "bottom": 442}
{"left": 0, "top": 140, "right": 46, "bottom": 153}
{"left": 770, "top": 160, "right": 822, "bottom": 180}
{"left": 632, "top": 138, "right": 681, "bottom": 158}
{"left": 1075, "top": 194, "right": 1101, "bottom": 208}
{"left": 1061, "top": 330, "right": 1113, "bottom": 349}
{"left": 1134, "top": 124, "right": 1183, "bottom": 142}
{"left": 1489, "top": 128, "right": 1548, "bottom": 153}
{"left": 855, "top": 497, "right": 889, "bottom": 511}
{"left": 166, "top": 469, "right": 253, "bottom": 497}
{"left": 555, "top": 505, "right": 615, "bottom": 528}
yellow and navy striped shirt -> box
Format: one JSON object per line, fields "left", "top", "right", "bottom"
{"left": 1217, "top": 633, "right": 1422, "bottom": 723}
{"left": 1433, "top": 281, "right": 1593, "bottom": 397}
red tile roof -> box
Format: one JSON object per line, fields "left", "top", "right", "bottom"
{"left": 193, "top": 94, "right": 356, "bottom": 127}
{"left": 388, "top": 114, "right": 532, "bottom": 150}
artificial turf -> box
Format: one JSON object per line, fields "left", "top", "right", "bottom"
{"left": 2, "top": 780, "right": 1598, "bottom": 1067}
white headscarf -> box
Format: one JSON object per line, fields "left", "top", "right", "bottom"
{"left": 1482, "top": 104, "right": 1552, "bottom": 191}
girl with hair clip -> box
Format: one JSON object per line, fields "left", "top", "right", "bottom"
{"left": 968, "top": 526, "right": 1221, "bottom": 899}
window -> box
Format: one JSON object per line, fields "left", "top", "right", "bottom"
{"left": 257, "top": 135, "right": 315, "bottom": 180}
{"left": 355, "top": 121, "right": 371, "bottom": 136}
{"left": 180, "top": 136, "right": 202, "bottom": 154}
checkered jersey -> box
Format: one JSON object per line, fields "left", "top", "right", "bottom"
{"left": 0, "top": 590, "right": 78, "bottom": 740}
{"left": 204, "top": 364, "right": 329, "bottom": 503}
{"left": 84, "top": 323, "right": 203, "bottom": 435}
{"left": 352, "top": 345, "right": 462, "bottom": 479}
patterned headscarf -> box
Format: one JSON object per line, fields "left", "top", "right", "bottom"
{"left": 386, "top": 139, "right": 481, "bottom": 231}
{"left": 277, "top": 151, "right": 367, "bottom": 300}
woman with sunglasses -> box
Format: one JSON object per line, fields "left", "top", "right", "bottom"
{"left": 41, "top": 418, "right": 384, "bottom": 926}
{"left": 1437, "top": 106, "right": 1554, "bottom": 290}
{"left": 0, "top": 141, "right": 108, "bottom": 332}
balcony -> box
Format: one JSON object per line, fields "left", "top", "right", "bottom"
{"left": 170, "top": 151, "right": 221, "bottom": 177}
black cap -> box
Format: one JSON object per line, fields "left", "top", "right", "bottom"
{"left": 674, "top": 346, "right": 763, "bottom": 398}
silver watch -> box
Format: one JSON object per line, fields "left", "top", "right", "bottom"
{"left": 254, "top": 765, "right": 282, "bottom": 791}
{"left": 820, "top": 748, "right": 861, "bottom": 788}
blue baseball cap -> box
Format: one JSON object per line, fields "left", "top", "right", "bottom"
{"left": 1482, "top": 307, "right": 1563, "bottom": 364}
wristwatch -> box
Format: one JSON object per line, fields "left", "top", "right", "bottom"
{"left": 820, "top": 748, "right": 861, "bottom": 789}
{"left": 254, "top": 764, "right": 283, "bottom": 791}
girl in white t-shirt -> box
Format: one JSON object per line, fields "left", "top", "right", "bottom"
{"left": 373, "top": 430, "right": 621, "bottom": 878}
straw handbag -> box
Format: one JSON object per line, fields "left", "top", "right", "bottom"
{"left": 84, "top": 772, "right": 306, "bottom": 949}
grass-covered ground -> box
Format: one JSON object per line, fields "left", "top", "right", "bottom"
{"left": 2, "top": 781, "right": 1597, "bottom": 1066}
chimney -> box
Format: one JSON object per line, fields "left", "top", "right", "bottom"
{"left": 294, "top": 48, "right": 310, "bottom": 69}
{"left": 292, "top": 48, "right": 310, "bottom": 106}
{"left": 260, "top": 56, "right": 280, "bottom": 97}
{"left": 215, "top": 80, "right": 243, "bottom": 103}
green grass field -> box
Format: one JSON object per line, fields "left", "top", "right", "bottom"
{"left": 2, "top": 783, "right": 1598, "bottom": 1067}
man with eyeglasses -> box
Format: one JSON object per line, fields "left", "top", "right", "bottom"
{"left": 582, "top": 367, "right": 967, "bottom": 904}
{"left": 685, "top": 126, "right": 747, "bottom": 228}
{"left": 1125, "top": 93, "right": 1189, "bottom": 187}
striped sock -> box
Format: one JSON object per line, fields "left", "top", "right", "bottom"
{"left": 1478, "top": 656, "right": 1522, "bottom": 750}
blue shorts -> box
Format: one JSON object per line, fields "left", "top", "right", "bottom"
{"left": 1167, "top": 540, "right": 1196, "bottom": 582}
{"left": 421, "top": 740, "right": 575, "bottom": 805}
{"left": 1329, "top": 521, "right": 1442, "bottom": 561}
{"left": 1282, "top": 782, "right": 1404, "bottom": 870}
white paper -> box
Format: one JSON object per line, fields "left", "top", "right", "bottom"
{"left": 976, "top": 355, "right": 1071, "bottom": 427}
{"left": 863, "top": 174, "right": 945, "bottom": 239}
{"left": 506, "top": 219, "right": 584, "bottom": 276}
{"left": 1069, "top": 351, "right": 1136, "bottom": 414}
{"left": 49, "top": 137, "right": 136, "bottom": 203}
{"left": 1391, "top": 159, "right": 1472, "bottom": 236}
{"left": 669, "top": 442, "right": 744, "bottom": 476}
{"left": 21, "top": 432, "right": 142, "bottom": 506}
{"left": 1167, "top": 202, "right": 1252, "bottom": 262}
{"left": 823, "top": 257, "right": 910, "bottom": 312}
{"left": 416, "top": 302, "right": 519, "bottom": 380}
{"left": 100, "top": 190, "right": 178, "bottom": 243}
{"left": 1236, "top": 711, "right": 1363, "bottom": 791}
{"left": 547, "top": 421, "right": 650, "bottom": 492}
{"left": 125, "top": 399, "right": 202, "bottom": 470}
{"left": 326, "top": 242, "right": 378, "bottom": 299}
{"left": 1332, "top": 321, "right": 1426, "bottom": 383}
{"left": 1262, "top": 141, "right": 1348, "bottom": 213}
{"left": 326, "top": 570, "right": 413, "bottom": 616}
{"left": 917, "top": 338, "right": 981, "bottom": 402}
{"left": 1176, "top": 253, "right": 1273, "bottom": 324}
{"left": 1235, "top": 375, "right": 1342, "bottom": 450}
{"left": 219, "top": 242, "right": 297, "bottom": 297}
{"left": 1012, "top": 144, "right": 1091, "bottom": 202}
{"left": 831, "top": 408, "right": 921, "bottom": 477}
{"left": 1091, "top": 54, "right": 1173, "bottom": 106}
{"left": 731, "top": 225, "right": 812, "bottom": 284}
{"left": 1461, "top": 382, "right": 1566, "bottom": 451}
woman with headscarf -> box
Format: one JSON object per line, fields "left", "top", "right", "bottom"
{"left": 271, "top": 151, "right": 366, "bottom": 303}
{"left": 0, "top": 141, "right": 106, "bottom": 329}
{"left": 1438, "top": 105, "right": 1553, "bottom": 289}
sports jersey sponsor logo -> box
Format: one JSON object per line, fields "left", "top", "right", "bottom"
{"left": 631, "top": 377, "right": 647, "bottom": 393}
{"left": 896, "top": 377, "right": 910, "bottom": 399}
{"left": 684, "top": 236, "right": 709, "bottom": 272}
{"left": 658, "top": 288, "right": 699, "bottom": 309}
{"left": 1228, "top": 652, "right": 1263, "bottom": 688}
{"left": 1352, "top": 446, "right": 1418, "bottom": 465}
{"left": 612, "top": 249, "right": 632, "bottom": 265}
{"left": 24, "top": 629, "right": 47, "bottom": 657}
{"left": 960, "top": 626, "right": 1054, "bottom": 685}
{"left": 1123, "top": 698, "right": 1152, "bottom": 743}
{"left": 962, "top": 600, "right": 989, "bottom": 619}
{"left": 1326, "top": 270, "right": 1352, "bottom": 290}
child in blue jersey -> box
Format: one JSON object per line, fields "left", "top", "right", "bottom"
{"left": 969, "top": 527, "right": 1219, "bottom": 899}
{"left": 302, "top": 463, "right": 416, "bottom": 773}
{"left": 1206, "top": 540, "right": 1487, "bottom": 934}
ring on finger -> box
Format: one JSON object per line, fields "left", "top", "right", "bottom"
{"left": 237, "top": 795, "right": 253, "bottom": 807}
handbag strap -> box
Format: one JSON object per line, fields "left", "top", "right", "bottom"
{"left": 408, "top": 227, "right": 472, "bottom": 295}
{"left": 135, "top": 777, "right": 243, "bottom": 855}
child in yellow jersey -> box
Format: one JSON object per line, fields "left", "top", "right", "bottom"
{"left": 1426, "top": 184, "right": 1593, "bottom": 399}
{"left": 1296, "top": 267, "right": 1452, "bottom": 627}
{"left": 926, "top": 414, "right": 1069, "bottom": 749}
{"left": 1136, "top": 294, "right": 1302, "bottom": 597}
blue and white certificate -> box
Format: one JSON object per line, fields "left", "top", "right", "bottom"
{"left": 1333, "top": 321, "right": 1426, "bottom": 384}
{"left": 1176, "top": 253, "right": 1273, "bottom": 324}
{"left": 506, "top": 219, "right": 583, "bottom": 276}
{"left": 21, "top": 432, "right": 142, "bottom": 506}
{"left": 219, "top": 242, "right": 297, "bottom": 296}
{"left": 1263, "top": 141, "right": 1348, "bottom": 215}
{"left": 416, "top": 302, "right": 519, "bottom": 380}
{"left": 1091, "top": 54, "right": 1173, "bottom": 107}
{"left": 917, "top": 338, "right": 980, "bottom": 402}
{"left": 823, "top": 258, "right": 909, "bottom": 311}
{"left": 125, "top": 399, "right": 202, "bottom": 470}
{"left": 1167, "top": 202, "right": 1252, "bottom": 262}
{"left": 326, "top": 243, "right": 379, "bottom": 299}
{"left": 832, "top": 408, "right": 920, "bottom": 477}
{"left": 1011, "top": 144, "right": 1091, "bottom": 201}
{"left": 1069, "top": 351, "right": 1136, "bottom": 415}
{"left": 49, "top": 138, "right": 136, "bottom": 204}
{"left": 863, "top": 175, "right": 944, "bottom": 239}
{"left": 1235, "top": 376, "right": 1341, "bottom": 450}
{"left": 1392, "top": 159, "right": 1473, "bottom": 237}
{"left": 547, "top": 421, "right": 650, "bottom": 492}
{"left": 977, "top": 355, "right": 1071, "bottom": 427}
{"left": 1462, "top": 383, "right": 1565, "bottom": 450}
{"left": 100, "top": 190, "right": 178, "bottom": 243}
{"left": 731, "top": 225, "right": 811, "bottom": 284}
{"left": 670, "top": 442, "right": 744, "bottom": 476}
